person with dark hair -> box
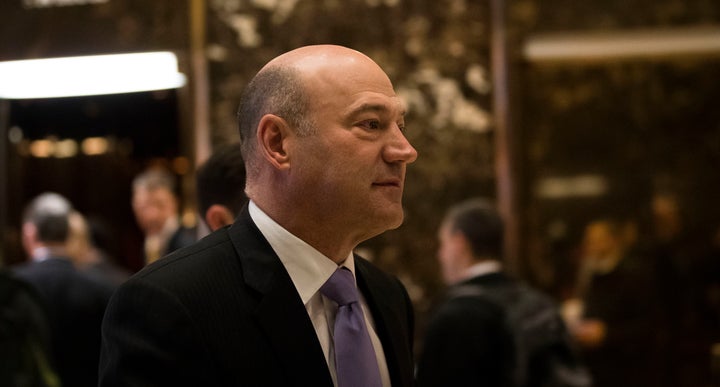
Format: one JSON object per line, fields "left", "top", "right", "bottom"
{"left": 12, "top": 192, "right": 114, "bottom": 387}
{"left": 417, "top": 198, "right": 590, "bottom": 387}
{"left": 100, "top": 45, "right": 418, "bottom": 387}
{"left": 131, "top": 167, "right": 196, "bottom": 265}
{"left": 563, "top": 218, "right": 659, "bottom": 387}
{"left": 195, "top": 142, "right": 247, "bottom": 231}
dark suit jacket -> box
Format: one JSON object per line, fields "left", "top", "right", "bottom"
{"left": 142, "top": 224, "right": 197, "bottom": 264}
{"left": 581, "top": 254, "right": 658, "bottom": 387}
{"left": 165, "top": 224, "right": 196, "bottom": 255}
{"left": 13, "top": 256, "right": 114, "bottom": 387}
{"left": 0, "top": 270, "right": 54, "bottom": 386}
{"left": 100, "top": 207, "right": 415, "bottom": 387}
{"left": 417, "top": 272, "right": 589, "bottom": 387}
{"left": 416, "top": 272, "right": 515, "bottom": 387}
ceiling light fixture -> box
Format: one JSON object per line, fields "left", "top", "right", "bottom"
{"left": 0, "top": 51, "right": 186, "bottom": 99}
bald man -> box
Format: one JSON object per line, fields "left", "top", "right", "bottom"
{"left": 99, "top": 45, "right": 418, "bottom": 387}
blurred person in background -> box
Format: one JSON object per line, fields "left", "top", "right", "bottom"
{"left": 66, "top": 210, "right": 130, "bottom": 287}
{"left": 195, "top": 142, "right": 248, "bottom": 232}
{"left": 12, "top": 192, "right": 114, "bottom": 387}
{"left": 641, "top": 191, "right": 716, "bottom": 386}
{"left": 417, "top": 198, "right": 589, "bottom": 387}
{"left": 131, "top": 167, "right": 196, "bottom": 265}
{"left": 562, "top": 218, "right": 659, "bottom": 387}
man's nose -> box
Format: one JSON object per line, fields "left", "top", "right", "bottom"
{"left": 385, "top": 125, "right": 418, "bottom": 164}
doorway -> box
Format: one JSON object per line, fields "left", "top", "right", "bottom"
{"left": 2, "top": 89, "right": 184, "bottom": 272}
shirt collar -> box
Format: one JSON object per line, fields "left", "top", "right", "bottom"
{"left": 457, "top": 260, "right": 502, "bottom": 283}
{"left": 31, "top": 246, "right": 68, "bottom": 262}
{"left": 249, "top": 200, "right": 355, "bottom": 305}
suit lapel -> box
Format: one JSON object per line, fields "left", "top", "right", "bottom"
{"left": 228, "top": 208, "right": 333, "bottom": 387}
{"left": 355, "top": 258, "right": 414, "bottom": 387}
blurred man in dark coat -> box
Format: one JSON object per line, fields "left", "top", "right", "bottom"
{"left": 13, "top": 192, "right": 114, "bottom": 387}
{"left": 417, "top": 198, "right": 589, "bottom": 387}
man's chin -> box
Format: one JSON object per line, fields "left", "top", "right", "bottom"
{"left": 365, "top": 201, "right": 406, "bottom": 230}
{"left": 383, "top": 210, "right": 405, "bottom": 230}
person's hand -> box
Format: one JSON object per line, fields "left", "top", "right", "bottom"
{"left": 571, "top": 319, "right": 607, "bottom": 348}
{"left": 561, "top": 298, "right": 583, "bottom": 327}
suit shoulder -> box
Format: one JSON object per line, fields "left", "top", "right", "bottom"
{"left": 132, "top": 228, "right": 237, "bottom": 286}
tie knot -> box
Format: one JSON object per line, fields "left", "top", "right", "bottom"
{"left": 320, "top": 267, "right": 358, "bottom": 306}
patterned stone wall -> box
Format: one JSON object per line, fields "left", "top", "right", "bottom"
{"left": 513, "top": 1, "right": 720, "bottom": 292}
{"left": 0, "top": 1, "right": 188, "bottom": 61}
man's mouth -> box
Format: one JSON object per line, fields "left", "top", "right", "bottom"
{"left": 372, "top": 178, "right": 402, "bottom": 188}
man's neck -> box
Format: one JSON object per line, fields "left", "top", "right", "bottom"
{"left": 249, "top": 199, "right": 357, "bottom": 264}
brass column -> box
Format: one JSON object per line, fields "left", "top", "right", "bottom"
{"left": 490, "top": 0, "right": 523, "bottom": 275}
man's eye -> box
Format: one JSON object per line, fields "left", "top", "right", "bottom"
{"left": 362, "top": 120, "right": 381, "bottom": 130}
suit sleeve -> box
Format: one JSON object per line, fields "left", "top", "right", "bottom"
{"left": 98, "top": 276, "right": 216, "bottom": 387}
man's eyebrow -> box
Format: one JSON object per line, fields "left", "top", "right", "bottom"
{"left": 348, "top": 102, "right": 406, "bottom": 117}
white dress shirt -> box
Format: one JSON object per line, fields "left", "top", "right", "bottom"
{"left": 455, "top": 260, "right": 503, "bottom": 284}
{"left": 30, "top": 246, "right": 66, "bottom": 262}
{"left": 249, "top": 201, "right": 391, "bottom": 387}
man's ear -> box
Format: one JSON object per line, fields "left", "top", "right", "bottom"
{"left": 21, "top": 222, "right": 38, "bottom": 255}
{"left": 204, "top": 205, "right": 235, "bottom": 232}
{"left": 256, "top": 114, "right": 292, "bottom": 170}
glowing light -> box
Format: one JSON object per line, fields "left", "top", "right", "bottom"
{"left": 23, "top": 0, "right": 108, "bottom": 8}
{"left": 524, "top": 26, "right": 720, "bottom": 63}
{"left": 29, "top": 139, "right": 55, "bottom": 158}
{"left": 8, "top": 126, "right": 24, "bottom": 144}
{"left": 54, "top": 139, "right": 78, "bottom": 158}
{"left": 0, "top": 52, "right": 186, "bottom": 99}
{"left": 81, "top": 137, "right": 109, "bottom": 155}
{"left": 536, "top": 175, "right": 609, "bottom": 199}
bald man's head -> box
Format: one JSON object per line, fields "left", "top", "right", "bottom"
{"left": 237, "top": 45, "right": 392, "bottom": 179}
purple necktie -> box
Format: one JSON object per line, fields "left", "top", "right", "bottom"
{"left": 320, "top": 267, "right": 383, "bottom": 387}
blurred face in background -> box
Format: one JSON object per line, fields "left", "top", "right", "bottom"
{"left": 583, "top": 222, "right": 614, "bottom": 259}
{"left": 132, "top": 186, "right": 177, "bottom": 236}
{"left": 652, "top": 193, "right": 682, "bottom": 242}
{"left": 437, "top": 221, "right": 471, "bottom": 285}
